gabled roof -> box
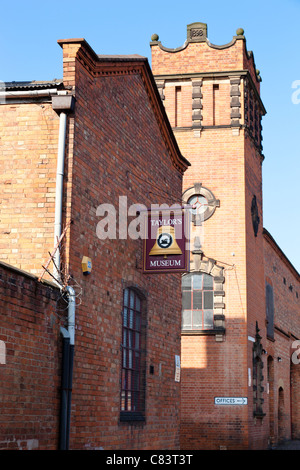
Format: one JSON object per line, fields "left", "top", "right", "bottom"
{"left": 57, "top": 38, "right": 190, "bottom": 174}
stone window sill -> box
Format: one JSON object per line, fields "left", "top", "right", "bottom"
{"left": 120, "top": 412, "right": 145, "bottom": 423}
{"left": 181, "top": 328, "right": 225, "bottom": 336}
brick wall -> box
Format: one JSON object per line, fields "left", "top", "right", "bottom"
{"left": 151, "top": 25, "right": 269, "bottom": 449}
{"left": 264, "top": 231, "right": 300, "bottom": 444}
{"left": 0, "top": 101, "right": 59, "bottom": 276}
{"left": 0, "top": 262, "right": 60, "bottom": 450}
{"left": 178, "top": 125, "right": 251, "bottom": 449}
{"left": 0, "top": 39, "right": 187, "bottom": 450}
{"left": 151, "top": 40, "right": 245, "bottom": 76}
{"left": 50, "top": 40, "right": 186, "bottom": 449}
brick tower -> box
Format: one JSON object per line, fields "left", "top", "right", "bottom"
{"left": 151, "top": 23, "right": 268, "bottom": 449}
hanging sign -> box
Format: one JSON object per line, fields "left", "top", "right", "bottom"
{"left": 143, "top": 209, "right": 189, "bottom": 274}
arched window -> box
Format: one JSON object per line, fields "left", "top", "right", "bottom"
{"left": 278, "top": 387, "right": 285, "bottom": 441}
{"left": 120, "top": 287, "right": 146, "bottom": 421}
{"left": 182, "top": 272, "right": 214, "bottom": 330}
{"left": 266, "top": 281, "right": 274, "bottom": 340}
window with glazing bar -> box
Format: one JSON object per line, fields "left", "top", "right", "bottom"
{"left": 120, "top": 287, "right": 145, "bottom": 421}
{"left": 182, "top": 273, "right": 214, "bottom": 330}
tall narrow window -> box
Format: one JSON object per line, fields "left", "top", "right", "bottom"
{"left": 266, "top": 282, "right": 274, "bottom": 340}
{"left": 213, "top": 84, "right": 219, "bottom": 125}
{"left": 175, "top": 86, "right": 182, "bottom": 127}
{"left": 182, "top": 273, "right": 214, "bottom": 330}
{"left": 120, "top": 287, "right": 146, "bottom": 421}
{"left": 278, "top": 387, "right": 285, "bottom": 440}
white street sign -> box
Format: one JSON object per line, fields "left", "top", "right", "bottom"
{"left": 214, "top": 397, "right": 248, "bottom": 405}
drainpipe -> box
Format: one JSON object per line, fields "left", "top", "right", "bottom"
{"left": 53, "top": 110, "right": 67, "bottom": 281}
{"left": 52, "top": 94, "right": 75, "bottom": 282}
{"left": 66, "top": 286, "right": 75, "bottom": 449}
{"left": 59, "top": 286, "right": 76, "bottom": 450}
{"left": 52, "top": 95, "right": 76, "bottom": 450}
{"left": 59, "top": 326, "right": 70, "bottom": 450}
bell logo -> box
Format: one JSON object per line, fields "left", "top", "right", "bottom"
{"left": 149, "top": 226, "right": 182, "bottom": 257}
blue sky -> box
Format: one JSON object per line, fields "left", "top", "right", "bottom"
{"left": 1, "top": 0, "right": 300, "bottom": 272}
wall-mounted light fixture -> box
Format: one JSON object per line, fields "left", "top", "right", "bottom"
{"left": 277, "top": 357, "right": 282, "bottom": 362}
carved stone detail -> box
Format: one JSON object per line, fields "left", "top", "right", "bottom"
{"left": 187, "top": 22, "right": 207, "bottom": 43}
{"left": 182, "top": 182, "right": 220, "bottom": 223}
{"left": 230, "top": 77, "right": 241, "bottom": 127}
{"left": 156, "top": 80, "right": 165, "bottom": 101}
{"left": 192, "top": 80, "right": 203, "bottom": 133}
{"left": 244, "top": 78, "right": 263, "bottom": 152}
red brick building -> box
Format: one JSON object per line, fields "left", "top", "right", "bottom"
{"left": 151, "top": 22, "right": 300, "bottom": 450}
{"left": 1, "top": 24, "right": 299, "bottom": 452}
{"left": 0, "top": 39, "right": 189, "bottom": 450}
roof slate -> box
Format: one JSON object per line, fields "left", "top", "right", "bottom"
{"left": 2, "top": 80, "right": 63, "bottom": 90}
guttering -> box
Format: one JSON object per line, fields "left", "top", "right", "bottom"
{"left": 0, "top": 89, "right": 59, "bottom": 99}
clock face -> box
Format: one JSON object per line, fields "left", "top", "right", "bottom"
{"left": 188, "top": 195, "right": 208, "bottom": 215}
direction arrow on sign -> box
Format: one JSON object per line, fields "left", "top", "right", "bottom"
{"left": 214, "top": 397, "right": 248, "bottom": 405}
